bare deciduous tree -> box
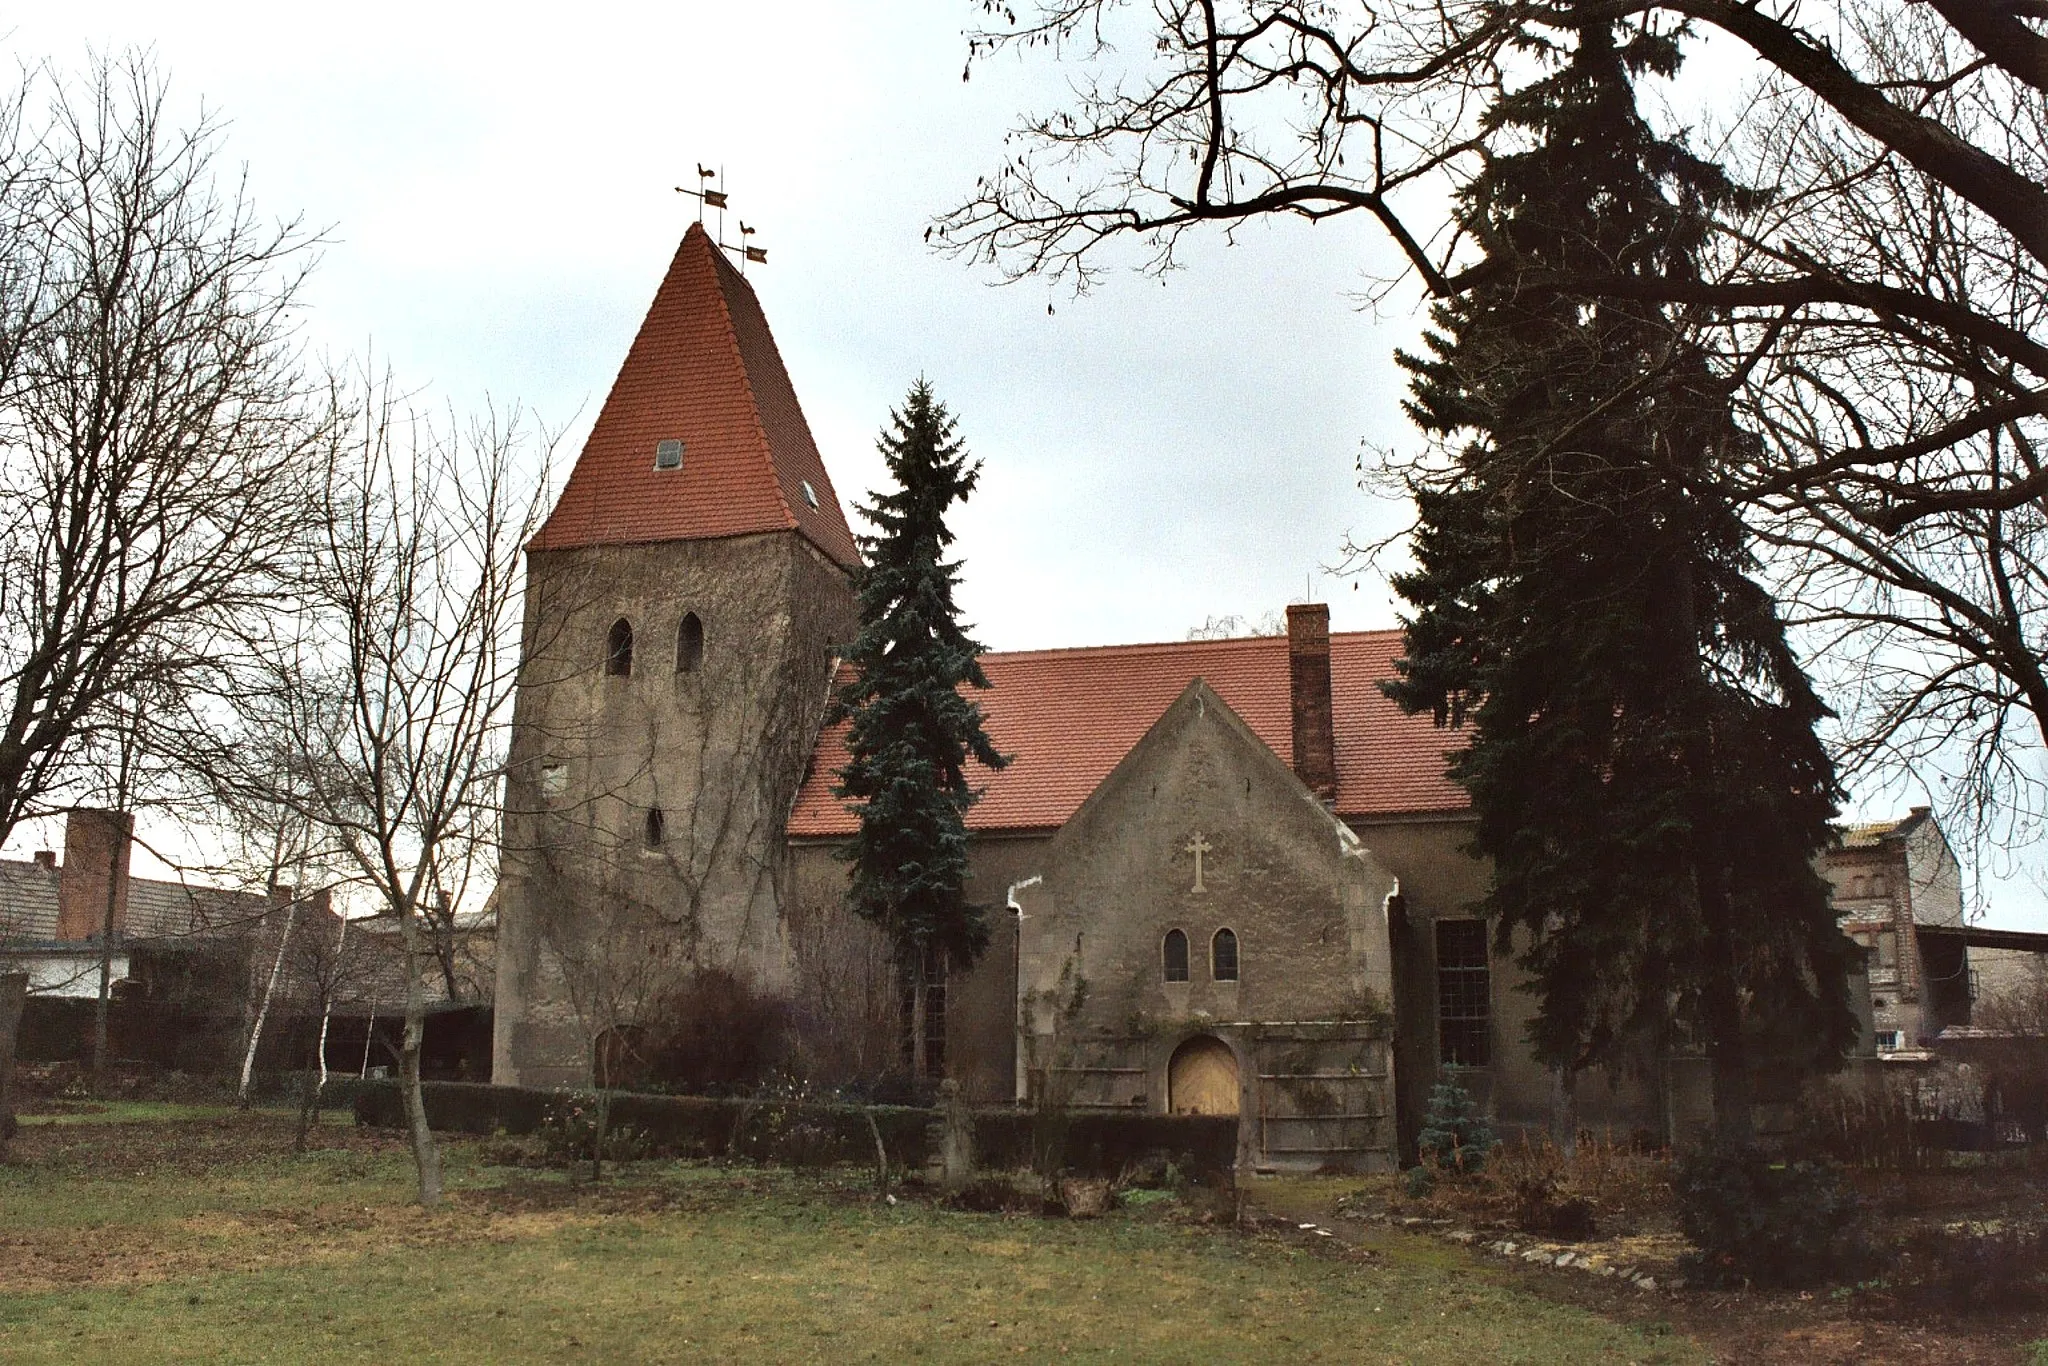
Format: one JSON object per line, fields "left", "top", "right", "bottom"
{"left": 248, "top": 373, "right": 550, "bottom": 1207}
{"left": 939, "top": 0, "right": 2044, "bottom": 848}
{"left": 939, "top": 1, "right": 2042, "bottom": 500}
{"left": 0, "top": 54, "right": 325, "bottom": 851}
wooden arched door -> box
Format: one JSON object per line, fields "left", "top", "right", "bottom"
{"left": 1169, "top": 1035, "right": 1239, "bottom": 1116}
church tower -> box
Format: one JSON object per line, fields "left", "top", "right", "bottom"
{"left": 493, "top": 224, "right": 858, "bottom": 1086}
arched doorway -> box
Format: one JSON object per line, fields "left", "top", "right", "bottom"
{"left": 1168, "top": 1035, "right": 1239, "bottom": 1116}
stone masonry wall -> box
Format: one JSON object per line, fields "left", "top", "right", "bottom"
{"left": 494, "top": 530, "right": 853, "bottom": 1086}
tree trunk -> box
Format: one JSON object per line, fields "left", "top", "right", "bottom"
{"left": 295, "top": 1038, "right": 321, "bottom": 1153}
{"left": 396, "top": 908, "right": 443, "bottom": 1208}
{"left": 89, "top": 838, "right": 123, "bottom": 1098}
{"left": 297, "top": 957, "right": 339, "bottom": 1154}
{"left": 1551, "top": 1067, "right": 1579, "bottom": 1159}
{"left": 240, "top": 896, "right": 300, "bottom": 1106}
{"left": 0, "top": 971, "right": 28, "bottom": 1157}
{"left": 1696, "top": 874, "right": 1756, "bottom": 1145}
{"left": 910, "top": 978, "right": 928, "bottom": 1080}
{"left": 1665, "top": 528, "right": 1755, "bottom": 1147}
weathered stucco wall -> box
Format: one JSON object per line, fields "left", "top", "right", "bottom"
{"left": 1012, "top": 682, "right": 1399, "bottom": 1170}
{"left": 782, "top": 833, "right": 1048, "bottom": 1102}
{"left": 494, "top": 530, "right": 853, "bottom": 1086}
{"left": 1353, "top": 813, "right": 1675, "bottom": 1147}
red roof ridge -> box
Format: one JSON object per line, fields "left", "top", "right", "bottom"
{"left": 976, "top": 625, "right": 1404, "bottom": 665}
{"left": 699, "top": 232, "right": 799, "bottom": 538}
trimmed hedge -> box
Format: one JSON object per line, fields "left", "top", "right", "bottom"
{"left": 352, "top": 1080, "right": 1237, "bottom": 1182}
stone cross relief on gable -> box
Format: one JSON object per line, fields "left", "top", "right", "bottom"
{"left": 1184, "top": 832, "right": 1211, "bottom": 893}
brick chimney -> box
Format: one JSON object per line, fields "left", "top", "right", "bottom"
{"left": 55, "top": 809, "right": 133, "bottom": 941}
{"left": 32, "top": 850, "right": 54, "bottom": 871}
{"left": 1287, "top": 603, "right": 1338, "bottom": 801}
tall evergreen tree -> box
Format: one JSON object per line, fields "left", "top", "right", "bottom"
{"left": 1385, "top": 13, "right": 1856, "bottom": 1140}
{"left": 833, "top": 380, "right": 1007, "bottom": 1079}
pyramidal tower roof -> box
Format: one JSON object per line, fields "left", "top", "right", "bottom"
{"left": 530, "top": 222, "right": 859, "bottom": 566}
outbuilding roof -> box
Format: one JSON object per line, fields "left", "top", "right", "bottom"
{"left": 787, "top": 628, "right": 1469, "bottom": 838}
{"left": 0, "top": 858, "right": 269, "bottom": 944}
{"left": 529, "top": 223, "right": 859, "bottom": 567}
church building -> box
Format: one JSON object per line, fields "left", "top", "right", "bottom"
{"left": 492, "top": 226, "right": 1716, "bottom": 1169}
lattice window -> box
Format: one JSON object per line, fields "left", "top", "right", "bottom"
{"left": 1436, "top": 919, "right": 1491, "bottom": 1067}
{"left": 899, "top": 947, "right": 948, "bottom": 1076}
{"left": 1211, "top": 927, "right": 1238, "bottom": 981}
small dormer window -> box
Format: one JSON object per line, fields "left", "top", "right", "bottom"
{"left": 654, "top": 439, "right": 685, "bottom": 471}
{"left": 800, "top": 479, "right": 819, "bottom": 509}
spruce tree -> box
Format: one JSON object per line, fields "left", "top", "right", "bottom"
{"left": 834, "top": 380, "right": 1007, "bottom": 1080}
{"left": 1385, "top": 14, "right": 1856, "bottom": 1140}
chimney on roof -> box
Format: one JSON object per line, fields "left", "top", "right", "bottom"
{"left": 32, "top": 850, "right": 54, "bottom": 871}
{"left": 1287, "top": 603, "right": 1338, "bottom": 801}
{"left": 55, "top": 809, "right": 133, "bottom": 941}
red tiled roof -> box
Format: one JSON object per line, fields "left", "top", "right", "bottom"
{"left": 531, "top": 223, "right": 859, "bottom": 566}
{"left": 787, "top": 629, "right": 1470, "bottom": 838}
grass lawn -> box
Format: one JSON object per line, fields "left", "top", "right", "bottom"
{"left": 17, "top": 1100, "right": 249, "bottom": 1127}
{"left": 0, "top": 1107, "right": 1704, "bottom": 1365}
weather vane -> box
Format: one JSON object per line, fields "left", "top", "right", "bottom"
{"left": 675, "top": 165, "right": 769, "bottom": 275}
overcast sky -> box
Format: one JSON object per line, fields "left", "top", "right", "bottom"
{"left": 12, "top": 3, "right": 2044, "bottom": 925}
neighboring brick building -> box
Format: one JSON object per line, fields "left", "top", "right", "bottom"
{"left": 0, "top": 809, "right": 271, "bottom": 1002}
{"left": 0, "top": 811, "right": 493, "bottom": 1077}
{"left": 1820, "top": 809, "right": 1968, "bottom": 1053}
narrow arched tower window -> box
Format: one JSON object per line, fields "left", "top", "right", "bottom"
{"left": 676, "top": 612, "right": 704, "bottom": 673}
{"left": 1211, "top": 928, "right": 1239, "bottom": 981}
{"left": 644, "top": 806, "right": 666, "bottom": 848}
{"left": 1163, "top": 928, "right": 1190, "bottom": 982}
{"left": 606, "top": 618, "right": 634, "bottom": 676}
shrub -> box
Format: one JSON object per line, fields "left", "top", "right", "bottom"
{"left": 1790, "top": 1075, "right": 1932, "bottom": 1170}
{"left": 1673, "top": 1141, "right": 1870, "bottom": 1288}
{"left": 946, "top": 1172, "right": 1045, "bottom": 1214}
{"left": 350, "top": 1079, "right": 1238, "bottom": 1182}
{"left": 641, "top": 970, "right": 790, "bottom": 1095}
{"left": 1417, "top": 1076, "right": 1497, "bottom": 1177}
{"left": 537, "top": 1094, "right": 652, "bottom": 1168}
{"left": 1513, "top": 1174, "right": 1598, "bottom": 1241}
{"left": 1900, "top": 1222, "right": 2048, "bottom": 1310}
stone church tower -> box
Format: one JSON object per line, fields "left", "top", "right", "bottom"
{"left": 493, "top": 224, "right": 858, "bottom": 1086}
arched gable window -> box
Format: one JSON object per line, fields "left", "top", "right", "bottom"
{"left": 1163, "top": 929, "right": 1190, "bottom": 983}
{"left": 1211, "top": 928, "right": 1239, "bottom": 982}
{"left": 644, "top": 806, "right": 666, "bottom": 848}
{"left": 606, "top": 618, "right": 634, "bottom": 677}
{"left": 676, "top": 612, "right": 704, "bottom": 673}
